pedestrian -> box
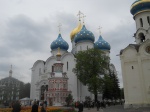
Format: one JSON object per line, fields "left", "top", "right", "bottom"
{"left": 78, "top": 102, "right": 83, "bottom": 112}
{"left": 40, "top": 102, "right": 46, "bottom": 112}
{"left": 12, "top": 100, "right": 21, "bottom": 112}
{"left": 31, "top": 101, "right": 38, "bottom": 112}
{"left": 96, "top": 101, "right": 100, "bottom": 111}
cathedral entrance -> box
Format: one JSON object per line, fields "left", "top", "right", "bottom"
{"left": 40, "top": 85, "right": 48, "bottom": 100}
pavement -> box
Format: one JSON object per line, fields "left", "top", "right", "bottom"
{"left": 75, "top": 105, "right": 150, "bottom": 112}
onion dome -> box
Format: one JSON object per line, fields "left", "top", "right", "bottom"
{"left": 70, "top": 22, "right": 82, "bottom": 41}
{"left": 51, "top": 34, "right": 69, "bottom": 51}
{"left": 130, "top": 0, "right": 150, "bottom": 16}
{"left": 74, "top": 25, "right": 95, "bottom": 43}
{"left": 94, "top": 35, "right": 111, "bottom": 50}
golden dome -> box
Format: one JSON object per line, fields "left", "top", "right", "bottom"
{"left": 70, "top": 22, "right": 82, "bottom": 41}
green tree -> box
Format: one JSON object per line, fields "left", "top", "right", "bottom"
{"left": 120, "top": 88, "right": 124, "bottom": 99}
{"left": 102, "top": 69, "right": 121, "bottom": 100}
{"left": 65, "top": 94, "right": 73, "bottom": 106}
{"left": 19, "top": 82, "right": 24, "bottom": 99}
{"left": 110, "top": 70, "right": 120, "bottom": 100}
{"left": 102, "top": 74, "right": 113, "bottom": 100}
{"left": 23, "top": 83, "right": 30, "bottom": 98}
{"left": 73, "top": 48, "right": 109, "bottom": 102}
{"left": 19, "top": 82, "right": 30, "bottom": 98}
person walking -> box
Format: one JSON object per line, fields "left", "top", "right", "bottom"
{"left": 31, "top": 101, "right": 38, "bottom": 112}
{"left": 12, "top": 100, "right": 21, "bottom": 112}
{"left": 78, "top": 102, "right": 83, "bottom": 112}
{"left": 40, "top": 102, "right": 46, "bottom": 112}
{"left": 96, "top": 101, "right": 100, "bottom": 111}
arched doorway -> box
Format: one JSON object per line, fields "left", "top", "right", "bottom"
{"left": 40, "top": 85, "right": 48, "bottom": 100}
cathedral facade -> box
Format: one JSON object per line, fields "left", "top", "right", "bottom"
{"left": 30, "top": 13, "right": 116, "bottom": 106}
{"left": 120, "top": 0, "right": 150, "bottom": 108}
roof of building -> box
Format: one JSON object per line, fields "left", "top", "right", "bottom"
{"left": 130, "top": 0, "right": 150, "bottom": 16}
{"left": 94, "top": 35, "right": 111, "bottom": 50}
{"left": 74, "top": 25, "right": 95, "bottom": 43}
{"left": 120, "top": 44, "right": 140, "bottom": 55}
{"left": 50, "top": 33, "right": 69, "bottom": 51}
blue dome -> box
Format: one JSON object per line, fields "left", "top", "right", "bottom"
{"left": 94, "top": 35, "right": 111, "bottom": 50}
{"left": 50, "top": 34, "right": 69, "bottom": 51}
{"left": 130, "top": 0, "right": 150, "bottom": 16}
{"left": 74, "top": 25, "right": 95, "bottom": 43}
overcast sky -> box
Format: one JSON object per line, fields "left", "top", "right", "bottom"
{"left": 0, "top": 0, "right": 136, "bottom": 88}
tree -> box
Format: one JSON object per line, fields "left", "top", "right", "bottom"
{"left": 103, "top": 69, "right": 121, "bottom": 100}
{"left": 110, "top": 70, "right": 120, "bottom": 100}
{"left": 102, "top": 74, "right": 113, "bottom": 100}
{"left": 73, "top": 48, "right": 109, "bottom": 102}
{"left": 65, "top": 94, "right": 73, "bottom": 106}
{"left": 19, "top": 83, "right": 30, "bottom": 99}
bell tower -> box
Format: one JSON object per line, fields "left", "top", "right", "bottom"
{"left": 130, "top": 0, "right": 150, "bottom": 44}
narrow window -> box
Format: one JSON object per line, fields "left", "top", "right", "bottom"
{"left": 52, "top": 66, "right": 54, "bottom": 72}
{"left": 87, "top": 46, "right": 88, "bottom": 50}
{"left": 132, "top": 66, "right": 134, "bottom": 69}
{"left": 140, "top": 18, "right": 143, "bottom": 27}
{"left": 67, "top": 62, "right": 68, "bottom": 71}
{"left": 64, "top": 84, "right": 66, "bottom": 89}
{"left": 80, "top": 46, "right": 82, "bottom": 51}
{"left": 147, "top": 16, "right": 150, "bottom": 25}
{"left": 39, "top": 68, "right": 41, "bottom": 75}
{"left": 138, "top": 33, "right": 145, "bottom": 42}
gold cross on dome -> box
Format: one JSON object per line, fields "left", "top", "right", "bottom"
{"left": 77, "top": 11, "right": 83, "bottom": 21}
{"left": 81, "top": 14, "right": 86, "bottom": 23}
{"left": 98, "top": 26, "right": 102, "bottom": 35}
{"left": 58, "top": 23, "right": 62, "bottom": 33}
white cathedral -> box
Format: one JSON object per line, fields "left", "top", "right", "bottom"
{"left": 30, "top": 12, "right": 117, "bottom": 106}
{"left": 120, "top": 0, "right": 150, "bottom": 108}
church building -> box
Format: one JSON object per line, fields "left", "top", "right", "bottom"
{"left": 120, "top": 0, "right": 150, "bottom": 108}
{"left": 0, "top": 65, "right": 22, "bottom": 103}
{"left": 30, "top": 12, "right": 117, "bottom": 106}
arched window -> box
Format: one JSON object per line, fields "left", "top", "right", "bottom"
{"left": 140, "top": 18, "right": 143, "bottom": 27}
{"left": 132, "top": 66, "right": 134, "bottom": 69}
{"left": 138, "top": 33, "right": 145, "bottom": 43}
{"left": 147, "top": 16, "right": 150, "bottom": 25}
{"left": 67, "top": 62, "right": 68, "bottom": 71}
{"left": 57, "top": 83, "right": 59, "bottom": 89}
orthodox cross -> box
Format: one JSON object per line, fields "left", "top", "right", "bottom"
{"left": 98, "top": 26, "right": 102, "bottom": 35}
{"left": 77, "top": 11, "right": 83, "bottom": 21}
{"left": 58, "top": 23, "right": 62, "bottom": 33}
{"left": 81, "top": 14, "right": 86, "bottom": 24}
{"left": 11, "top": 64, "right": 12, "bottom": 70}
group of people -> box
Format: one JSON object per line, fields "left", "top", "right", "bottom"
{"left": 10, "top": 100, "right": 47, "bottom": 112}
{"left": 74, "top": 100, "right": 125, "bottom": 112}
{"left": 31, "top": 100, "right": 47, "bottom": 112}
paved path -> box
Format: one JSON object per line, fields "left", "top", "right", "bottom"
{"left": 75, "top": 105, "right": 150, "bottom": 112}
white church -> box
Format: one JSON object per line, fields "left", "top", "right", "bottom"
{"left": 120, "top": 0, "right": 150, "bottom": 108}
{"left": 30, "top": 12, "right": 117, "bottom": 106}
